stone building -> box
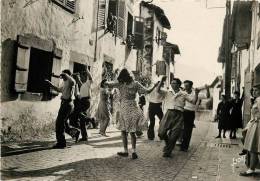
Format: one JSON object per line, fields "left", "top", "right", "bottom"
{"left": 136, "top": 1, "right": 171, "bottom": 84}
{"left": 0, "top": 0, "right": 140, "bottom": 140}
{"left": 218, "top": 1, "right": 260, "bottom": 126}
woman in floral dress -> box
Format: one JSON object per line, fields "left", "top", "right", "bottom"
{"left": 106, "top": 68, "right": 158, "bottom": 159}
{"left": 95, "top": 79, "right": 111, "bottom": 136}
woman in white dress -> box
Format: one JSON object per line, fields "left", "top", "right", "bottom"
{"left": 240, "top": 84, "right": 260, "bottom": 176}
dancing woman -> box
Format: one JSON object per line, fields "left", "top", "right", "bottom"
{"left": 106, "top": 68, "right": 158, "bottom": 159}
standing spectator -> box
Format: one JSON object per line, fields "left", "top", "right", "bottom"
{"left": 147, "top": 76, "right": 167, "bottom": 140}
{"left": 45, "top": 69, "right": 78, "bottom": 149}
{"left": 215, "top": 95, "right": 231, "bottom": 138}
{"left": 95, "top": 79, "right": 111, "bottom": 137}
{"left": 158, "top": 78, "right": 199, "bottom": 158}
{"left": 106, "top": 69, "right": 158, "bottom": 159}
{"left": 229, "top": 91, "right": 244, "bottom": 139}
{"left": 240, "top": 84, "right": 260, "bottom": 177}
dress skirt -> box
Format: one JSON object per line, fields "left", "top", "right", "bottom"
{"left": 243, "top": 120, "right": 260, "bottom": 154}
{"left": 95, "top": 100, "right": 111, "bottom": 121}
{"left": 117, "top": 99, "right": 147, "bottom": 133}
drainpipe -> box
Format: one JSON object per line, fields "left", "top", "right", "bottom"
{"left": 94, "top": 0, "right": 100, "bottom": 62}
{"left": 224, "top": 0, "right": 232, "bottom": 99}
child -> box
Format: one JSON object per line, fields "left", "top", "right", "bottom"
{"left": 95, "top": 79, "right": 111, "bottom": 136}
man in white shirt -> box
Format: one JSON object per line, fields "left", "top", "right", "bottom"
{"left": 180, "top": 80, "right": 210, "bottom": 152}
{"left": 45, "top": 69, "right": 79, "bottom": 149}
{"left": 147, "top": 76, "right": 167, "bottom": 140}
{"left": 158, "top": 78, "right": 199, "bottom": 157}
{"left": 77, "top": 68, "right": 93, "bottom": 141}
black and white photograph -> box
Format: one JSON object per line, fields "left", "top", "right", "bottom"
{"left": 1, "top": 0, "right": 260, "bottom": 180}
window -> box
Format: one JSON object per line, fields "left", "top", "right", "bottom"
{"left": 102, "top": 62, "right": 114, "bottom": 81}
{"left": 70, "top": 62, "right": 90, "bottom": 83}
{"left": 108, "top": 0, "right": 117, "bottom": 16}
{"left": 14, "top": 35, "right": 62, "bottom": 100}
{"left": 133, "top": 17, "right": 144, "bottom": 49}
{"left": 52, "top": 0, "right": 77, "bottom": 14}
{"left": 73, "top": 62, "right": 88, "bottom": 73}
{"left": 106, "top": 0, "right": 117, "bottom": 35}
{"left": 156, "top": 28, "right": 161, "bottom": 45}
{"left": 27, "top": 48, "right": 53, "bottom": 100}
{"left": 127, "top": 13, "right": 133, "bottom": 36}
{"left": 106, "top": 0, "right": 126, "bottom": 39}
{"left": 117, "top": 0, "right": 125, "bottom": 38}
{"left": 155, "top": 61, "right": 166, "bottom": 76}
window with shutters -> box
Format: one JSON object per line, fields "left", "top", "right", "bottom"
{"left": 133, "top": 17, "right": 144, "bottom": 49}
{"left": 97, "top": 0, "right": 106, "bottom": 30}
{"left": 126, "top": 12, "right": 134, "bottom": 47}
{"left": 52, "top": 0, "right": 77, "bottom": 14}
{"left": 14, "top": 35, "right": 63, "bottom": 100}
{"left": 117, "top": 0, "right": 125, "bottom": 39}
{"left": 106, "top": 0, "right": 117, "bottom": 35}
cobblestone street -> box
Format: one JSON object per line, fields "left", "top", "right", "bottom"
{"left": 1, "top": 118, "right": 259, "bottom": 181}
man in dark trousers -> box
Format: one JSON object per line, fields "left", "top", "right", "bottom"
{"left": 45, "top": 69, "right": 79, "bottom": 149}
{"left": 181, "top": 81, "right": 210, "bottom": 151}
{"left": 77, "top": 68, "right": 93, "bottom": 141}
{"left": 147, "top": 76, "right": 167, "bottom": 140}
{"left": 158, "top": 78, "right": 199, "bottom": 157}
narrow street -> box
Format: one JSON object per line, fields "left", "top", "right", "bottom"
{"left": 1, "top": 115, "right": 259, "bottom": 181}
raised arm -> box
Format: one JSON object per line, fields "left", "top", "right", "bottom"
{"left": 157, "top": 76, "right": 167, "bottom": 94}
{"left": 61, "top": 73, "right": 75, "bottom": 87}
{"left": 186, "top": 88, "right": 200, "bottom": 104}
{"left": 205, "top": 84, "right": 210, "bottom": 98}
{"left": 73, "top": 73, "right": 83, "bottom": 88}
{"left": 45, "top": 79, "right": 62, "bottom": 92}
{"left": 136, "top": 81, "right": 159, "bottom": 95}
{"left": 85, "top": 68, "right": 93, "bottom": 82}
{"left": 105, "top": 81, "right": 120, "bottom": 89}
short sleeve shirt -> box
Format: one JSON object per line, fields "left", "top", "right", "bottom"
{"left": 80, "top": 79, "right": 92, "bottom": 98}
{"left": 184, "top": 90, "right": 207, "bottom": 111}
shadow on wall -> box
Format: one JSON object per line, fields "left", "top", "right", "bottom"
{"left": 1, "top": 38, "right": 18, "bottom": 102}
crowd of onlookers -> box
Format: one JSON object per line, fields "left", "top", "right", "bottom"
{"left": 215, "top": 87, "right": 260, "bottom": 177}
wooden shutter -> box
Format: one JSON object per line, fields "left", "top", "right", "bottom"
{"left": 133, "top": 17, "right": 144, "bottom": 49}
{"left": 97, "top": 0, "right": 106, "bottom": 30}
{"left": 257, "top": 31, "right": 260, "bottom": 49}
{"left": 156, "top": 61, "right": 166, "bottom": 76}
{"left": 117, "top": 0, "right": 125, "bottom": 38}
{"left": 65, "top": 0, "right": 76, "bottom": 12}
{"left": 51, "top": 48, "right": 62, "bottom": 95}
{"left": 15, "top": 46, "right": 30, "bottom": 93}
{"left": 52, "top": 0, "right": 76, "bottom": 13}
